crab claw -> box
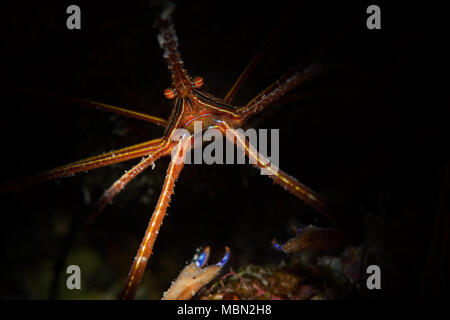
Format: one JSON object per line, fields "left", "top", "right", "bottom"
{"left": 216, "top": 246, "right": 231, "bottom": 267}
{"left": 163, "top": 246, "right": 232, "bottom": 300}
{"left": 194, "top": 246, "right": 230, "bottom": 269}
{"left": 194, "top": 246, "right": 210, "bottom": 268}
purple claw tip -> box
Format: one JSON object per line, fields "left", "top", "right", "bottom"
{"left": 216, "top": 247, "right": 231, "bottom": 267}
{"left": 194, "top": 247, "right": 210, "bottom": 268}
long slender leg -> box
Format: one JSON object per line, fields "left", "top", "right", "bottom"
{"left": 235, "top": 64, "right": 322, "bottom": 125}
{"left": 224, "top": 11, "right": 287, "bottom": 104}
{"left": 96, "top": 145, "right": 172, "bottom": 212}
{"left": 16, "top": 87, "right": 168, "bottom": 126}
{"left": 47, "top": 144, "right": 172, "bottom": 299}
{"left": 0, "top": 139, "right": 168, "bottom": 192}
{"left": 221, "top": 121, "right": 335, "bottom": 221}
{"left": 61, "top": 138, "right": 164, "bottom": 167}
{"left": 121, "top": 137, "right": 191, "bottom": 300}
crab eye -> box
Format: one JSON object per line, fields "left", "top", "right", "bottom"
{"left": 164, "top": 88, "right": 176, "bottom": 99}
{"left": 193, "top": 76, "right": 204, "bottom": 88}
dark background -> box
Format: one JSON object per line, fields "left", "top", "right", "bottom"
{"left": 1, "top": 0, "right": 448, "bottom": 299}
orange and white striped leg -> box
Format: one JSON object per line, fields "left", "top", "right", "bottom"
{"left": 235, "top": 64, "right": 322, "bottom": 125}
{"left": 121, "top": 138, "right": 191, "bottom": 300}
{"left": 221, "top": 121, "right": 335, "bottom": 221}
{"left": 0, "top": 139, "right": 168, "bottom": 193}
{"left": 96, "top": 144, "right": 172, "bottom": 212}
{"left": 17, "top": 87, "right": 168, "bottom": 126}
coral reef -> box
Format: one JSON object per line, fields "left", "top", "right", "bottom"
{"left": 198, "top": 247, "right": 362, "bottom": 300}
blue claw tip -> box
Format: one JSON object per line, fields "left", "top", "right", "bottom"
{"left": 272, "top": 239, "right": 283, "bottom": 251}
{"left": 216, "top": 247, "right": 231, "bottom": 267}
{"left": 194, "top": 247, "right": 210, "bottom": 268}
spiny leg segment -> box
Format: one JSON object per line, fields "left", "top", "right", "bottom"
{"left": 220, "top": 121, "right": 335, "bottom": 221}
{"left": 96, "top": 142, "right": 172, "bottom": 212}
{"left": 66, "top": 138, "right": 164, "bottom": 167}
{"left": 119, "top": 4, "right": 192, "bottom": 298}
{"left": 220, "top": 46, "right": 330, "bottom": 218}
{"left": 236, "top": 64, "right": 323, "bottom": 124}
{"left": 0, "top": 138, "right": 166, "bottom": 193}
{"left": 121, "top": 137, "right": 191, "bottom": 300}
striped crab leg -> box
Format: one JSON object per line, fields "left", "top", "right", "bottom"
{"left": 121, "top": 137, "right": 191, "bottom": 300}
{"left": 16, "top": 87, "right": 168, "bottom": 126}
{"left": 95, "top": 142, "right": 172, "bottom": 212}
{"left": 0, "top": 138, "right": 167, "bottom": 193}
{"left": 62, "top": 138, "right": 165, "bottom": 167}
{"left": 235, "top": 64, "right": 323, "bottom": 125}
{"left": 220, "top": 121, "right": 335, "bottom": 222}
